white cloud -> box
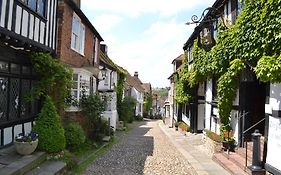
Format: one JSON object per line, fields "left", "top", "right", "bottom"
{"left": 82, "top": 0, "right": 215, "bottom": 18}
{"left": 106, "top": 19, "right": 194, "bottom": 87}
{"left": 81, "top": 0, "right": 216, "bottom": 87}
{"left": 91, "top": 14, "right": 123, "bottom": 32}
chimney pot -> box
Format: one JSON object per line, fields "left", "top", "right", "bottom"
{"left": 134, "top": 72, "right": 138, "bottom": 78}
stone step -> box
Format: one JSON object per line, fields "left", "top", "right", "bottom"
{"left": 213, "top": 153, "right": 249, "bottom": 175}
{"left": 25, "top": 160, "right": 67, "bottom": 175}
{"left": 0, "top": 151, "right": 46, "bottom": 175}
{"left": 222, "top": 151, "right": 252, "bottom": 170}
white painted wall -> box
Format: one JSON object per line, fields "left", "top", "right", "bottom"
{"left": 198, "top": 104, "right": 205, "bottom": 131}
{"left": 98, "top": 69, "right": 117, "bottom": 92}
{"left": 205, "top": 79, "right": 212, "bottom": 131}
{"left": 266, "top": 83, "right": 281, "bottom": 171}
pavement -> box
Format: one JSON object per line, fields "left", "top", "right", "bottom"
{"left": 158, "top": 120, "right": 231, "bottom": 175}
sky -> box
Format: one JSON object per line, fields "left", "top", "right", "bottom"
{"left": 81, "top": 0, "right": 215, "bottom": 88}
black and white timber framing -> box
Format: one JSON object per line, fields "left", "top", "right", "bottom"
{"left": 0, "top": 0, "right": 57, "bottom": 147}
{"left": 0, "top": 0, "right": 57, "bottom": 52}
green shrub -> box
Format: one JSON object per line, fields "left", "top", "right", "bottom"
{"left": 32, "top": 96, "right": 66, "bottom": 153}
{"left": 135, "top": 115, "right": 143, "bottom": 121}
{"left": 65, "top": 123, "right": 86, "bottom": 151}
{"left": 79, "top": 93, "right": 105, "bottom": 139}
{"left": 120, "top": 96, "right": 136, "bottom": 123}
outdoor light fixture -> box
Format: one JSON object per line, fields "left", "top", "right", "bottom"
{"left": 186, "top": 7, "right": 227, "bottom": 51}
{"left": 99, "top": 66, "right": 107, "bottom": 79}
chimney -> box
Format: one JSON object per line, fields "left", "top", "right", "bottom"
{"left": 73, "top": 0, "right": 81, "bottom": 8}
{"left": 100, "top": 44, "right": 108, "bottom": 55}
{"left": 134, "top": 71, "right": 138, "bottom": 78}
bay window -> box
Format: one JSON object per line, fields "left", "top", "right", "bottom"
{"left": 69, "top": 69, "right": 96, "bottom": 111}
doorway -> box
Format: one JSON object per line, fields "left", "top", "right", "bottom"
{"left": 239, "top": 80, "right": 266, "bottom": 142}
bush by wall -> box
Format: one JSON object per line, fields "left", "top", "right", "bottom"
{"left": 64, "top": 123, "right": 86, "bottom": 151}
{"left": 32, "top": 96, "right": 66, "bottom": 153}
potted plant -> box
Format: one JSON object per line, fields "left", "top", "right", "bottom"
{"left": 175, "top": 122, "right": 180, "bottom": 131}
{"left": 221, "top": 125, "right": 236, "bottom": 151}
{"left": 14, "top": 132, "right": 38, "bottom": 155}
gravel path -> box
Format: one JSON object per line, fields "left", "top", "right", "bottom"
{"left": 83, "top": 120, "right": 194, "bottom": 175}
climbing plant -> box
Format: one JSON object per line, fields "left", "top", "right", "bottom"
{"left": 28, "top": 52, "right": 73, "bottom": 111}
{"left": 116, "top": 70, "right": 126, "bottom": 120}
{"left": 175, "top": 53, "right": 192, "bottom": 104}
{"left": 217, "top": 59, "right": 245, "bottom": 124}
{"left": 180, "top": 0, "right": 281, "bottom": 125}
{"left": 144, "top": 89, "right": 153, "bottom": 115}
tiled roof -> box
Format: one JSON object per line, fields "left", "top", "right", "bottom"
{"left": 126, "top": 75, "right": 145, "bottom": 92}
{"left": 100, "top": 51, "right": 117, "bottom": 71}
{"left": 142, "top": 83, "right": 151, "bottom": 92}
{"left": 171, "top": 54, "right": 184, "bottom": 64}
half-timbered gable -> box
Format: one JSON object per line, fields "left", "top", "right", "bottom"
{"left": 0, "top": 0, "right": 57, "bottom": 51}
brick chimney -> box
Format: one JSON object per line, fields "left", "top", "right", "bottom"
{"left": 134, "top": 71, "right": 138, "bottom": 78}
{"left": 72, "top": 0, "right": 81, "bottom": 8}
{"left": 100, "top": 44, "right": 108, "bottom": 55}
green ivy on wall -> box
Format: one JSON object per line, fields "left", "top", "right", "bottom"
{"left": 179, "top": 0, "right": 281, "bottom": 125}
{"left": 175, "top": 53, "right": 192, "bottom": 104}
{"left": 28, "top": 52, "right": 73, "bottom": 111}
{"left": 116, "top": 71, "right": 126, "bottom": 119}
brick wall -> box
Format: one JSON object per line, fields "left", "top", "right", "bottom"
{"left": 57, "top": 0, "right": 100, "bottom": 68}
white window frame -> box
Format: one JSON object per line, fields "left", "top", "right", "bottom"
{"left": 68, "top": 69, "right": 96, "bottom": 111}
{"left": 71, "top": 13, "right": 85, "bottom": 55}
{"left": 94, "top": 38, "right": 99, "bottom": 64}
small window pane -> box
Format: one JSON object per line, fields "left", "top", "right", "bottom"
{"left": 73, "top": 74, "right": 78, "bottom": 81}
{"left": 28, "top": 0, "right": 37, "bottom": 11}
{"left": 72, "top": 82, "right": 78, "bottom": 89}
{"left": 72, "top": 16, "right": 79, "bottom": 35}
{"left": 79, "top": 25, "right": 85, "bottom": 54}
{"left": 11, "top": 63, "right": 20, "bottom": 74}
{"left": 37, "top": 0, "right": 45, "bottom": 16}
{"left": 0, "top": 61, "right": 9, "bottom": 72}
{"left": 22, "top": 66, "right": 31, "bottom": 74}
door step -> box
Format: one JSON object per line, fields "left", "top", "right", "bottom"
{"left": 25, "top": 160, "right": 67, "bottom": 175}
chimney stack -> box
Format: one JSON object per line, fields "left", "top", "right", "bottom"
{"left": 100, "top": 44, "right": 108, "bottom": 55}
{"left": 134, "top": 71, "right": 138, "bottom": 78}
{"left": 73, "top": 0, "right": 81, "bottom": 8}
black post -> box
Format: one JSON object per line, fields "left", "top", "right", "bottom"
{"left": 250, "top": 129, "right": 265, "bottom": 175}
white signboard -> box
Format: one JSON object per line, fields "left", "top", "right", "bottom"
{"left": 266, "top": 116, "right": 281, "bottom": 172}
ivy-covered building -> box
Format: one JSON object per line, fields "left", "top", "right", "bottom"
{"left": 174, "top": 0, "right": 281, "bottom": 174}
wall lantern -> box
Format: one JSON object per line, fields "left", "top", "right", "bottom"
{"left": 99, "top": 66, "right": 107, "bottom": 79}
{"left": 186, "top": 7, "right": 227, "bottom": 52}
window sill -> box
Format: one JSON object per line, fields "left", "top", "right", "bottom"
{"left": 70, "top": 47, "right": 85, "bottom": 57}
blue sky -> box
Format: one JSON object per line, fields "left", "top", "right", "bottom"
{"left": 81, "top": 0, "right": 215, "bottom": 88}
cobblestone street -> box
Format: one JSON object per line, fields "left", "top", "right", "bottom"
{"left": 83, "top": 120, "right": 195, "bottom": 175}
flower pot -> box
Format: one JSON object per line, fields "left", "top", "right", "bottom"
{"left": 222, "top": 141, "right": 235, "bottom": 152}
{"left": 14, "top": 139, "right": 38, "bottom": 155}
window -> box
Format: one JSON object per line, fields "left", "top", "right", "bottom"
{"left": 71, "top": 13, "right": 85, "bottom": 55}
{"left": 237, "top": 0, "right": 245, "bottom": 15}
{"left": 93, "top": 38, "right": 99, "bottom": 64}
{"left": 224, "top": 0, "right": 232, "bottom": 24}
{"left": 20, "top": 0, "right": 46, "bottom": 17}
{"left": 71, "top": 72, "right": 94, "bottom": 104}
{"left": 188, "top": 46, "right": 193, "bottom": 62}
{"left": 212, "top": 78, "right": 218, "bottom": 101}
